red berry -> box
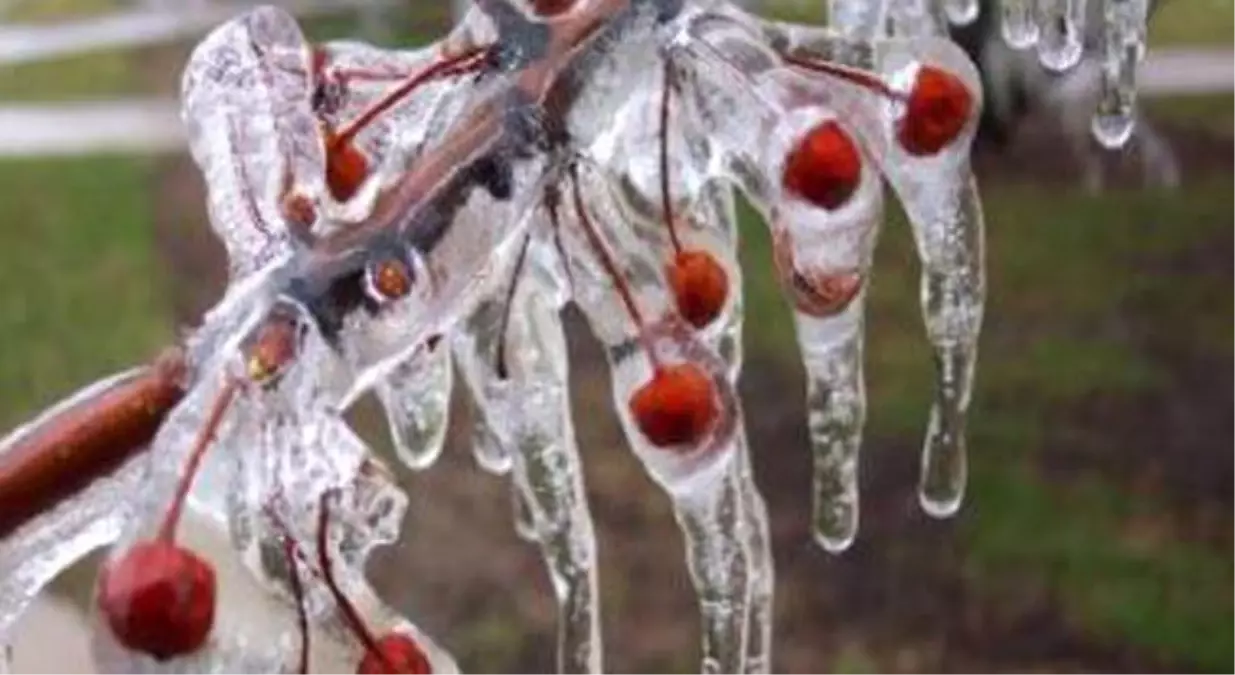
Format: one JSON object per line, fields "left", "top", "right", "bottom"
{"left": 97, "top": 540, "right": 216, "bottom": 661}
{"left": 324, "top": 129, "right": 369, "bottom": 202}
{"left": 667, "top": 250, "right": 729, "bottom": 329}
{"left": 629, "top": 363, "right": 719, "bottom": 448}
{"left": 897, "top": 65, "right": 972, "bottom": 156}
{"left": 357, "top": 633, "right": 432, "bottom": 674}
{"left": 531, "top": 0, "right": 574, "bottom": 14}
{"left": 781, "top": 120, "right": 862, "bottom": 210}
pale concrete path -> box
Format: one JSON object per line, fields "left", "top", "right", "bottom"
{"left": 0, "top": 48, "right": 1228, "bottom": 158}
{"left": 0, "top": 0, "right": 394, "bottom": 66}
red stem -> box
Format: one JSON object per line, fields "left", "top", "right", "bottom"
{"left": 157, "top": 378, "right": 240, "bottom": 543}
{"left": 658, "top": 56, "right": 683, "bottom": 254}
{"left": 229, "top": 116, "right": 274, "bottom": 239}
{"left": 316, "top": 489, "right": 396, "bottom": 673}
{"left": 781, "top": 52, "right": 906, "bottom": 102}
{"left": 567, "top": 165, "right": 662, "bottom": 371}
{"left": 282, "top": 534, "right": 310, "bottom": 675}
{"left": 333, "top": 46, "right": 489, "bottom": 147}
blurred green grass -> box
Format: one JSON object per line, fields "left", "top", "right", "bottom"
{"left": 1150, "top": 0, "right": 1235, "bottom": 48}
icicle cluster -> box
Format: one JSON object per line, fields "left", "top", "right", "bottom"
{"left": 0, "top": 0, "right": 993, "bottom": 672}
{"left": 937, "top": 0, "right": 1151, "bottom": 148}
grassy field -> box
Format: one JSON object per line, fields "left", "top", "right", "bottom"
{"left": 0, "top": 2, "right": 1230, "bottom": 673}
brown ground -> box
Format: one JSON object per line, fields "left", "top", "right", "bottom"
{"left": 145, "top": 105, "right": 1232, "bottom": 673}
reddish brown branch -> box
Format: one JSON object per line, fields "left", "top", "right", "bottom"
{"left": 0, "top": 348, "right": 186, "bottom": 539}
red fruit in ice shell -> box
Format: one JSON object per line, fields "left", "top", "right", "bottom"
{"left": 97, "top": 540, "right": 216, "bottom": 661}
{"left": 773, "top": 230, "right": 864, "bottom": 317}
{"left": 781, "top": 119, "right": 862, "bottom": 210}
{"left": 357, "top": 632, "right": 433, "bottom": 674}
{"left": 896, "top": 65, "right": 973, "bottom": 156}
{"left": 668, "top": 250, "right": 729, "bottom": 329}
{"left": 324, "top": 129, "right": 370, "bottom": 202}
{"left": 629, "top": 363, "right": 719, "bottom": 448}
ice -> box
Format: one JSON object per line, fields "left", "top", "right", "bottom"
{"left": 181, "top": 6, "right": 323, "bottom": 281}
{"left": 942, "top": 0, "right": 980, "bottom": 26}
{"left": 1092, "top": 0, "right": 1147, "bottom": 149}
{"left": 1000, "top": 0, "right": 1041, "bottom": 48}
{"left": 0, "top": 368, "right": 156, "bottom": 647}
{"left": 374, "top": 341, "right": 453, "bottom": 471}
{"left": 1037, "top": 0, "right": 1086, "bottom": 71}
{"left": 681, "top": 4, "right": 987, "bottom": 531}
{"left": 0, "top": 2, "right": 1007, "bottom": 672}
{"left": 455, "top": 218, "right": 602, "bottom": 672}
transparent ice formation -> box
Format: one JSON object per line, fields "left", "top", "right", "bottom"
{"left": 0, "top": 0, "right": 1130, "bottom": 671}
{"left": 927, "top": 0, "right": 1152, "bottom": 147}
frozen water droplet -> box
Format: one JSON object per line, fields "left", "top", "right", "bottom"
{"left": 1091, "top": 111, "right": 1136, "bottom": 149}
{"left": 943, "top": 0, "right": 980, "bottom": 25}
{"left": 1037, "top": 0, "right": 1086, "bottom": 71}
{"left": 375, "top": 343, "right": 453, "bottom": 472}
{"left": 1001, "top": 0, "right": 1041, "bottom": 49}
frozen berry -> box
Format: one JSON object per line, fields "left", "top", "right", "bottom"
{"left": 324, "top": 129, "right": 369, "bottom": 202}
{"left": 629, "top": 363, "right": 719, "bottom": 448}
{"left": 668, "top": 250, "right": 729, "bottom": 329}
{"left": 357, "top": 633, "right": 432, "bottom": 674}
{"left": 897, "top": 65, "right": 972, "bottom": 156}
{"left": 773, "top": 232, "right": 864, "bottom": 317}
{"left": 97, "top": 540, "right": 216, "bottom": 661}
{"left": 781, "top": 120, "right": 862, "bottom": 210}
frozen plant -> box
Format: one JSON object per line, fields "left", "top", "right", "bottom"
{"left": 0, "top": 0, "right": 1009, "bottom": 672}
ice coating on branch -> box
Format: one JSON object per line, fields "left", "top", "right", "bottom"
{"left": 182, "top": 6, "right": 323, "bottom": 282}
{"left": 0, "top": 369, "right": 154, "bottom": 644}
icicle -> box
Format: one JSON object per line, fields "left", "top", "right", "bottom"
{"left": 673, "top": 471, "right": 751, "bottom": 675}
{"left": 767, "top": 101, "right": 883, "bottom": 551}
{"left": 1000, "top": 0, "right": 1041, "bottom": 49}
{"left": 454, "top": 221, "right": 602, "bottom": 673}
{"left": 1092, "top": 0, "right": 1148, "bottom": 149}
{"left": 1037, "top": 0, "right": 1086, "bottom": 71}
{"left": 374, "top": 342, "right": 453, "bottom": 471}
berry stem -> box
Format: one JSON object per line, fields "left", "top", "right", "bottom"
{"left": 229, "top": 116, "right": 275, "bottom": 240}
{"left": 156, "top": 377, "right": 240, "bottom": 543}
{"left": 316, "top": 489, "right": 396, "bottom": 673}
{"left": 567, "top": 165, "right": 663, "bottom": 370}
{"left": 283, "top": 534, "right": 310, "bottom": 675}
{"left": 780, "top": 52, "right": 906, "bottom": 102}
{"left": 658, "top": 56, "right": 684, "bottom": 255}
{"left": 333, "top": 46, "right": 490, "bottom": 148}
